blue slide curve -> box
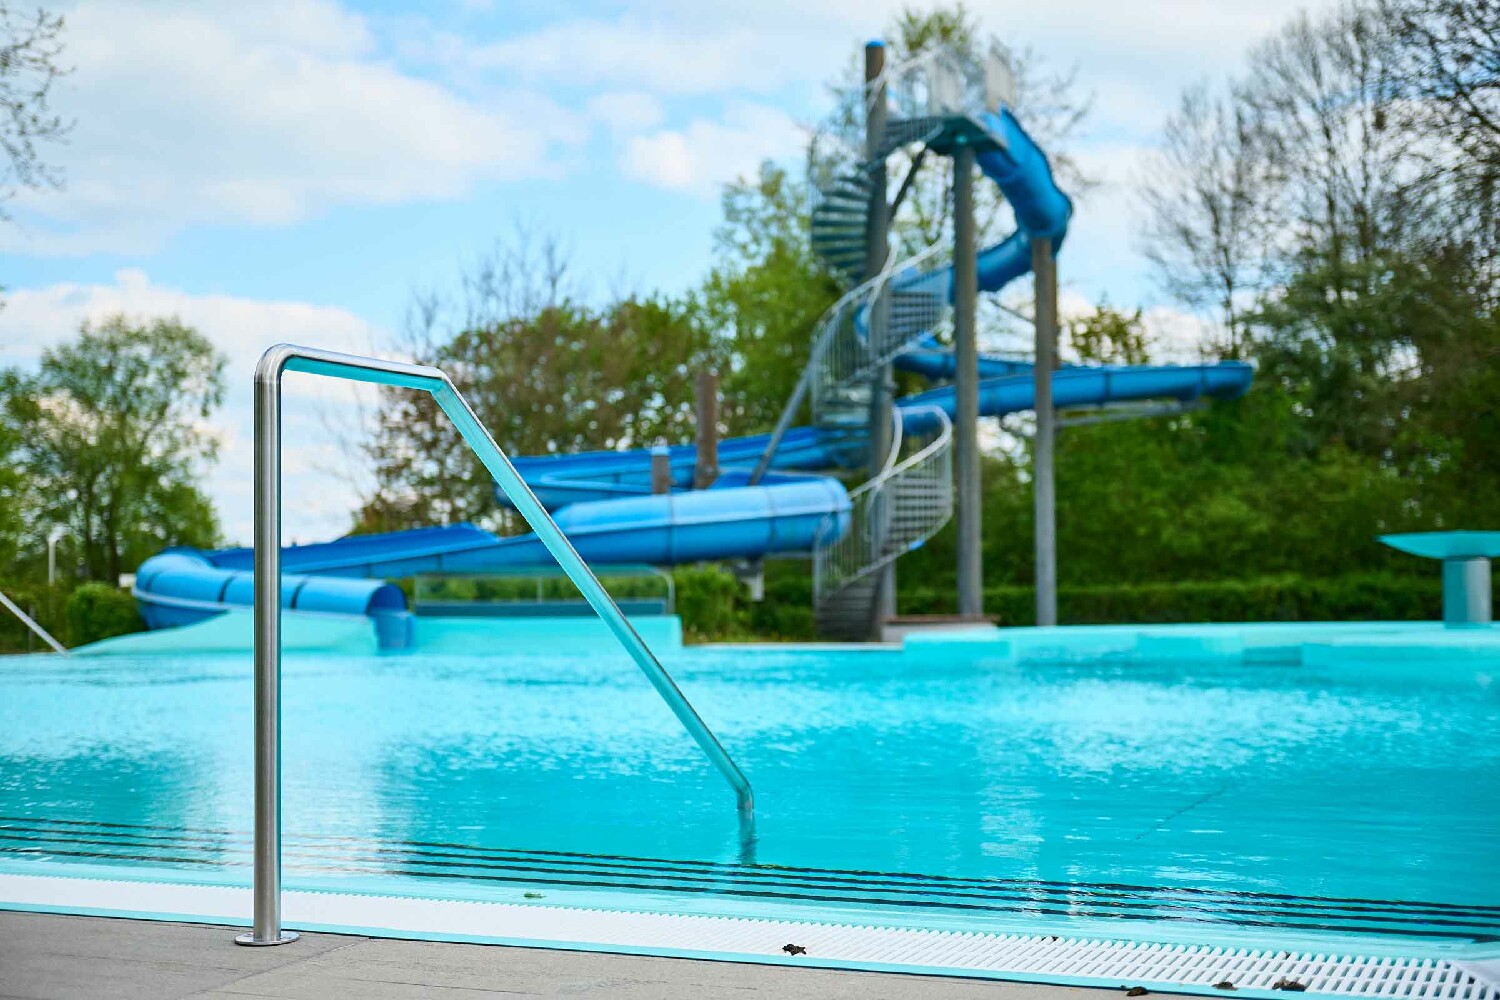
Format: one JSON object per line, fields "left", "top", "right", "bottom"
{"left": 135, "top": 108, "right": 1252, "bottom": 646}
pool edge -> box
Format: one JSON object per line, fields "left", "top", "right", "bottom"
{"left": 2, "top": 872, "right": 1494, "bottom": 1000}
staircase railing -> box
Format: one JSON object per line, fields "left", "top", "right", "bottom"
{"left": 752, "top": 242, "right": 952, "bottom": 482}
{"left": 772, "top": 43, "right": 1005, "bottom": 636}
{"left": 813, "top": 405, "right": 954, "bottom": 631}
{"left": 238, "top": 344, "right": 754, "bottom": 948}
{"left": 813, "top": 242, "right": 951, "bottom": 429}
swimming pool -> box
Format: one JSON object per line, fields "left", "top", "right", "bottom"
{"left": 2, "top": 616, "right": 1498, "bottom": 986}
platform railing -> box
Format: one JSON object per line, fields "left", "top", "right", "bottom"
{"left": 237, "top": 344, "right": 755, "bottom": 948}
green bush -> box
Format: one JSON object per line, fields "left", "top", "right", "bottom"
{"left": 672, "top": 565, "right": 749, "bottom": 641}
{"left": 0, "top": 583, "right": 70, "bottom": 653}
{"left": 746, "top": 568, "right": 816, "bottom": 640}
{"left": 412, "top": 572, "right": 671, "bottom": 605}
{"left": 898, "top": 573, "right": 1442, "bottom": 626}
{"left": 65, "top": 582, "right": 144, "bottom": 647}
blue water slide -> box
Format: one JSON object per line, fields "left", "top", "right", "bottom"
{"left": 131, "top": 104, "right": 1252, "bottom": 646}
{"left": 510, "top": 432, "right": 855, "bottom": 509}
{"left": 894, "top": 344, "right": 1040, "bottom": 380}
{"left": 134, "top": 548, "right": 414, "bottom": 648}
{"left": 498, "top": 362, "right": 1252, "bottom": 509}
{"left": 898, "top": 363, "right": 1252, "bottom": 433}
{"left": 133, "top": 478, "right": 852, "bottom": 646}
{"left": 886, "top": 110, "right": 1072, "bottom": 305}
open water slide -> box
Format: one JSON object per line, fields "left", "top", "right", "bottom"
{"left": 134, "top": 109, "right": 1252, "bottom": 643}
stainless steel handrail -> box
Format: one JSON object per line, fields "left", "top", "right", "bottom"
{"left": 237, "top": 344, "right": 754, "bottom": 947}
{"left": 0, "top": 589, "right": 67, "bottom": 655}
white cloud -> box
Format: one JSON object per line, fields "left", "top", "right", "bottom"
{"left": 0, "top": 271, "right": 389, "bottom": 545}
{"left": 460, "top": 18, "right": 810, "bottom": 95}
{"left": 621, "top": 103, "right": 805, "bottom": 196}
{"left": 1054, "top": 288, "right": 1217, "bottom": 364}
{"left": 4, "top": 0, "right": 583, "bottom": 256}
{"left": 587, "top": 92, "right": 667, "bottom": 135}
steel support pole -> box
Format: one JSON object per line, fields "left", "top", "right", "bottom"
{"left": 953, "top": 142, "right": 982, "bottom": 620}
{"left": 1442, "top": 557, "right": 1492, "bottom": 626}
{"left": 650, "top": 445, "right": 672, "bottom": 495}
{"left": 864, "top": 41, "right": 896, "bottom": 636}
{"left": 1032, "top": 237, "right": 1058, "bottom": 627}
{"left": 237, "top": 359, "right": 298, "bottom": 947}
{"left": 693, "top": 371, "right": 720, "bottom": 490}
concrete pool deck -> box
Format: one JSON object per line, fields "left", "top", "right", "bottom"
{"left": 0, "top": 910, "right": 1117, "bottom": 999}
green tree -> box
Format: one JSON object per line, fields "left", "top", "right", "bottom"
{"left": 0, "top": 4, "right": 68, "bottom": 217}
{"left": 4, "top": 316, "right": 225, "bottom": 581}
{"left": 1386, "top": 0, "right": 1500, "bottom": 264}
{"left": 1138, "top": 83, "right": 1278, "bottom": 357}
{"left": 0, "top": 368, "right": 33, "bottom": 572}
{"left": 1068, "top": 302, "right": 1151, "bottom": 365}
{"left": 696, "top": 162, "right": 842, "bottom": 435}
{"left": 360, "top": 295, "right": 719, "bottom": 532}
{"left": 1253, "top": 245, "right": 1500, "bottom": 519}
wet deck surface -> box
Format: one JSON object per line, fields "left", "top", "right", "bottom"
{"left": 0, "top": 910, "right": 1117, "bottom": 999}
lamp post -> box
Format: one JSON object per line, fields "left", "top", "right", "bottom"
{"left": 47, "top": 528, "right": 66, "bottom": 586}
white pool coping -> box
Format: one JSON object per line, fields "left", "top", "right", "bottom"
{"left": 2, "top": 872, "right": 1495, "bottom": 1000}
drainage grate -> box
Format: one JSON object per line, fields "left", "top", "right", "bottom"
{"left": 0, "top": 873, "right": 1496, "bottom": 999}
{"left": 3, "top": 814, "right": 1498, "bottom": 945}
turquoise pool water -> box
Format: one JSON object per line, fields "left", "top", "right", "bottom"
{"left": 2, "top": 622, "right": 1497, "bottom": 950}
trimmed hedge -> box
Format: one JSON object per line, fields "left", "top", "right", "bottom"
{"left": 899, "top": 573, "right": 1443, "bottom": 626}
{"left": 416, "top": 572, "right": 670, "bottom": 603}
{"left": 747, "top": 570, "right": 815, "bottom": 640}
{"left": 65, "top": 583, "right": 144, "bottom": 647}
{"left": 672, "top": 568, "right": 1445, "bottom": 641}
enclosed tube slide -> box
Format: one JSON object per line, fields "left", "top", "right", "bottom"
{"left": 496, "top": 107, "right": 1251, "bottom": 510}
{"left": 135, "top": 478, "right": 851, "bottom": 646}
{"left": 135, "top": 549, "right": 414, "bottom": 647}
{"left": 133, "top": 107, "right": 1252, "bottom": 646}
{"left": 504, "top": 362, "right": 1251, "bottom": 508}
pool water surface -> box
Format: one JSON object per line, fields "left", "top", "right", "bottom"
{"left": 1, "top": 624, "right": 1497, "bottom": 950}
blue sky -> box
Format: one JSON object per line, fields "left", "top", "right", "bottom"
{"left": 0, "top": 0, "right": 1333, "bottom": 545}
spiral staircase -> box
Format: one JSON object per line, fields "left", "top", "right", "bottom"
{"left": 796, "top": 244, "right": 957, "bottom": 639}
{"left": 789, "top": 49, "right": 1011, "bottom": 639}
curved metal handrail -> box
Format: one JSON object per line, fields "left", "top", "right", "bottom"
{"left": 238, "top": 344, "right": 753, "bottom": 948}
{"left": 750, "top": 241, "right": 950, "bottom": 486}
{"left": 745, "top": 272, "right": 881, "bottom": 485}
{"left": 813, "top": 405, "right": 954, "bottom": 612}
{"left": 848, "top": 405, "right": 951, "bottom": 503}
{"left": 881, "top": 403, "right": 904, "bottom": 476}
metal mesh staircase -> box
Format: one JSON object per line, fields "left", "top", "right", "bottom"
{"left": 814, "top": 407, "right": 953, "bottom": 640}
{"left": 792, "top": 45, "right": 1006, "bottom": 639}
{"left": 799, "top": 244, "right": 954, "bottom": 636}
{"left": 809, "top": 168, "right": 872, "bottom": 285}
